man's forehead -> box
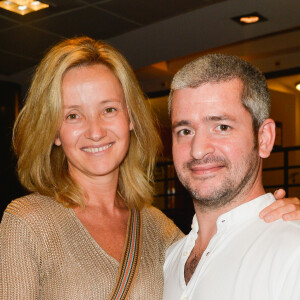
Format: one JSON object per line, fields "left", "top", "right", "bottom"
{"left": 172, "top": 78, "right": 243, "bottom": 95}
{"left": 171, "top": 79, "right": 243, "bottom": 107}
{"left": 170, "top": 80, "right": 249, "bottom": 126}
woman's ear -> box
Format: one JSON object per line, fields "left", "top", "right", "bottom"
{"left": 258, "top": 118, "right": 276, "bottom": 159}
{"left": 54, "top": 136, "right": 61, "bottom": 146}
{"left": 129, "top": 120, "right": 134, "bottom": 131}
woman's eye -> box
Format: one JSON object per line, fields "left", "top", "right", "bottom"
{"left": 66, "top": 113, "right": 79, "bottom": 119}
{"left": 218, "top": 124, "right": 230, "bottom": 131}
{"left": 104, "top": 107, "right": 117, "bottom": 113}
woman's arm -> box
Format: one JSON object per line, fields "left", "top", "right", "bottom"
{"left": 0, "top": 213, "right": 40, "bottom": 299}
{"left": 260, "top": 189, "right": 300, "bottom": 222}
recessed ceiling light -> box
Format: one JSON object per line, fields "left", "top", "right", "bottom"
{"left": 0, "top": 0, "right": 49, "bottom": 15}
{"left": 231, "top": 12, "right": 267, "bottom": 25}
{"left": 240, "top": 16, "right": 260, "bottom": 24}
{"left": 18, "top": 5, "right": 27, "bottom": 10}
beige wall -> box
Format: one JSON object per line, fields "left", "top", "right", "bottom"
{"left": 263, "top": 88, "right": 300, "bottom": 196}
{"left": 269, "top": 89, "right": 296, "bottom": 147}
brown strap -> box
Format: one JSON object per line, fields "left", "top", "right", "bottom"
{"left": 110, "top": 208, "right": 142, "bottom": 300}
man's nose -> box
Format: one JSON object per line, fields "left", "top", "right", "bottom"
{"left": 190, "top": 130, "right": 215, "bottom": 160}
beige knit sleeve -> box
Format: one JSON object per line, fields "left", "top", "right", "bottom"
{"left": 159, "top": 212, "right": 185, "bottom": 247}
{"left": 0, "top": 212, "right": 40, "bottom": 299}
{"left": 145, "top": 206, "right": 185, "bottom": 249}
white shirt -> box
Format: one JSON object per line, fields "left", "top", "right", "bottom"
{"left": 163, "top": 193, "right": 300, "bottom": 300}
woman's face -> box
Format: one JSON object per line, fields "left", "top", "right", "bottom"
{"left": 55, "top": 64, "right": 133, "bottom": 182}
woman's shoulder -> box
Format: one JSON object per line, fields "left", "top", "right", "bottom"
{"left": 3, "top": 193, "right": 62, "bottom": 223}
{"left": 141, "top": 205, "right": 184, "bottom": 242}
{"left": 142, "top": 205, "right": 171, "bottom": 222}
{"left": 1, "top": 193, "right": 72, "bottom": 244}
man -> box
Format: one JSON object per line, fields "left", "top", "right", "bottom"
{"left": 163, "top": 54, "right": 300, "bottom": 300}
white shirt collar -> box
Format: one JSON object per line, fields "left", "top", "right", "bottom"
{"left": 190, "top": 193, "right": 275, "bottom": 234}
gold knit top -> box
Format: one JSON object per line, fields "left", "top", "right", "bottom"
{"left": 0, "top": 193, "right": 183, "bottom": 299}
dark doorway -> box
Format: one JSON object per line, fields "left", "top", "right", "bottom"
{"left": 0, "top": 81, "right": 26, "bottom": 219}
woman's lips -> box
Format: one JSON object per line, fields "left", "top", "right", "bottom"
{"left": 82, "top": 142, "right": 113, "bottom": 153}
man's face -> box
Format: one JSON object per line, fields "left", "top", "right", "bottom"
{"left": 171, "top": 79, "right": 261, "bottom": 209}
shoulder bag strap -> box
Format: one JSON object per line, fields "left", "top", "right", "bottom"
{"left": 110, "top": 207, "right": 142, "bottom": 300}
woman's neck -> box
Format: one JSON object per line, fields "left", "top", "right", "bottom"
{"left": 70, "top": 167, "right": 125, "bottom": 212}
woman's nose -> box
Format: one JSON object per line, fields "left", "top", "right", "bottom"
{"left": 85, "top": 118, "right": 107, "bottom": 141}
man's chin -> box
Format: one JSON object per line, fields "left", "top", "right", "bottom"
{"left": 189, "top": 188, "right": 219, "bottom": 203}
{"left": 189, "top": 182, "right": 222, "bottom": 197}
{"left": 188, "top": 184, "right": 236, "bottom": 209}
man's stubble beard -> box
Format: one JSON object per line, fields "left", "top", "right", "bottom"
{"left": 177, "top": 143, "right": 261, "bottom": 212}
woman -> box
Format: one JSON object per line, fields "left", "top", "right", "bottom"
{"left": 0, "top": 37, "right": 299, "bottom": 299}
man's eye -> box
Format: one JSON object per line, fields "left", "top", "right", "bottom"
{"left": 218, "top": 124, "right": 230, "bottom": 131}
{"left": 67, "top": 113, "right": 79, "bottom": 119}
{"left": 104, "top": 107, "right": 117, "bottom": 113}
{"left": 178, "top": 129, "right": 191, "bottom": 136}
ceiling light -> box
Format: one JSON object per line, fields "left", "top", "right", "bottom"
{"left": 18, "top": 5, "right": 27, "bottom": 10}
{"left": 231, "top": 12, "right": 267, "bottom": 25}
{"left": 240, "top": 16, "right": 260, "bottom": 24}
{"left": 0, "top": 0, "right": 49, "bottom": 15}
{"left": 295, "top": 82, "right": 300, "bottom": 92}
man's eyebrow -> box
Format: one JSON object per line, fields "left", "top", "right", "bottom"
{"left": 172, "top": 120, "right": 190, "bottom": 129}
{"left": 205, "top": 115, "right": 236, "bottom": 122}
{"left": 172, "top": 115, "right": 237, "bottom": 129}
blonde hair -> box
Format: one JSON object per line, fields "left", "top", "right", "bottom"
{"left": 169, "top": 54, "right": 270, "bottom": 132}
{"left": 13, "top": 37, "right": 161, "bottom": 209}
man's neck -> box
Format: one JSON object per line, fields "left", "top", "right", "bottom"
{"left": 194, "top": 183, "right": 266, "bottom": 251}
{"left": 184, "top": 185, "right": 266, "bottom": 285}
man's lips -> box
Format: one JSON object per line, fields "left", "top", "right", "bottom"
{"left": 81, "top": 142, "right": 113, "bottom": 153}
{"left": 190, "top": 164, "right": 225, "bottom": 175}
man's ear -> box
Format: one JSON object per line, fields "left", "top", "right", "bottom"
{"left": 54, "top": 136, "right": 61, "bottom": 146}
{"left": 258, "top": 118, "right": 276, "bottom": 159}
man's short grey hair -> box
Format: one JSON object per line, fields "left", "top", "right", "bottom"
{"left": 169, "top": 54, "right": 270, "bottom": 132}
